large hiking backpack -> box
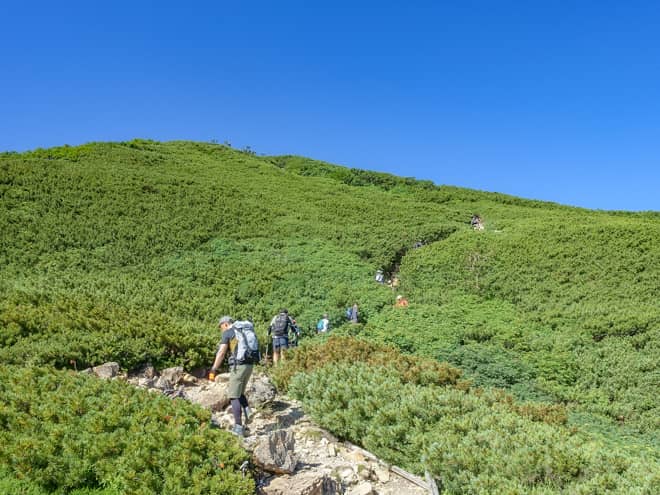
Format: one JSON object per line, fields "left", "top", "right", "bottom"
{"left": 231, "top": 320, "right": 260, "bottom": 366}
{"left": 271, "top": 313, "right": 290, "bottom": 337}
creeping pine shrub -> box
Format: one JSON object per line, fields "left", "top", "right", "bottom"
{"left": 270, "top": 335, "right": 463, "bottom": 391}
{"left": 0, "top": 365, "right": 253, "bottom": 495}
{"left": 289, "top": 363, "right": 659, "bottom": 495}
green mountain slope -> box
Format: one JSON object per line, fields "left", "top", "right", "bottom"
{"left": 1, "top": 140, "right": 658, "bottom": 494}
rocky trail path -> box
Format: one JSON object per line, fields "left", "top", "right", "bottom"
{"left": 89, "top": 362, "right": 430, "bottom": 495}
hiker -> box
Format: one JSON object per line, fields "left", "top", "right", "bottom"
{"left": 349, "top": 303, "right": 359, "bottom": 323}
{"left": 316, "top": 313, "right": 330, "bottom": 333}
{"left": 268, "top": 308, "right": 298, "bottom": 364}
{"left": 394, "top": 295, "right": 409, "bottom": 308}
{"left": 471, "top": 214, "right": 484, "bottom": 230}
{"left": 209, "top": 315, "right": 259, "bottom": 437}
{"left": 375, "top": 269, "right": 385, "bottom": 284}
{"left": 289, "top": 318, "right": 302, "bottom": 347}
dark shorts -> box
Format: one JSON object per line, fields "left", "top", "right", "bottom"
{"left": 272, "top": 336, "right": 289, "bottom": 351}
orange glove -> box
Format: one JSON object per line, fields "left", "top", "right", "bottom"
{"left": 208, "top": 371, "right": 216, "bottom": 381}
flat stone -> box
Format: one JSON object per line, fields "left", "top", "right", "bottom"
{"left": 374, "top": 466, "right": 390, "bottom": 483}
{"left": 183, "top": 382, "right": 229, "bottom": 412}
{"left": 92, "top": 362, "right": 120, "bottom": 379}
{"left": 262, "top": 472, "right": 341, "bottom": 495}
{"left": 341, "top": 450, "right": 366, "bottom": 463}
{"left": 349, "top": 481, "right": 374, "bottom": 495}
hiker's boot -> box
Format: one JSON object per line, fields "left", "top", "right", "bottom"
{"left": 231, "top": 424, "right": 245, "bottom": 437}
{"left": 242, "top": 406, "right": 253, "bottom": 424}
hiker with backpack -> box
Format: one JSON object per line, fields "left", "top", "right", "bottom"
{"left": 209, "top": 315, "right": 260, "bottom": 437}
{"left": 471, "top": 214, "right": 484, "bottom": 230}
{"left": 316, "top": 313, "right": 330, "bottom": 333}
{"left": 268, "top": 308, "right": 299, "bottom": 365}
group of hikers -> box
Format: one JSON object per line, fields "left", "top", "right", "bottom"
{"left": 206, "top": 298, "right": 367, "bottom": 436}
{"left": 208, "top": 297, "right": 406, "bottom": 437}
{"left": 208, "top": 308, "right": 300, "bottom": 437}
{"left": 209, "top": 214, "right": 483, "bottom": 437}
{"left": 207, "top": 307, "right": 342, "bottom": 437}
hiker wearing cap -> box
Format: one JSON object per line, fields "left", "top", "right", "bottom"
{"left": 268, "top": 308, "right": 297, "bottom": 364}
{"left": 209, "top": 315, "right": 257, "bottom": 437}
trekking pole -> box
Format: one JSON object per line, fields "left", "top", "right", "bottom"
{"left": 264, "top": 340, "right": 270, "bottom": 366}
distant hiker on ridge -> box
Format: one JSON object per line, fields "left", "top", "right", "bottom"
{"left": 209, "top": 315, "right": 260, "bottom": 437}
{"left": 316, "top": 313, "right": 330, "bottom": 333}
{"left": 349, "top": 303, "right": 359, "bottom": 323}
{"left": 471, "top": 214, "right": 484, "bottom": 231}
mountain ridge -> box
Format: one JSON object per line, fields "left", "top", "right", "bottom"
{"left": 1, "top": 139, "right": 658, "bottom": 494}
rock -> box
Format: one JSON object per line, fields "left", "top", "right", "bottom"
{"left": 92, "top": 362, "right": 120, "bottom": 379}
{"left": 214, "top": 372, "right": 230, "bottom": 383}
{"left": 246, "top": 372, "right": 276, "bottom": 407}
{"left": 253, "top": 429, "right": 298, "bottom": 475}
{"left": 133, "top": 363, "right": 156, "bottom": 379}
{"left": 184, "top": 382, "right": 229, "bottom": 411}
{"left": 339, "top": 467, "right": 357, "bottom": 485}
{"left": 349, "top": 481, "right": 374, "bottom": 495}
{"left": 341, "top": 450, "right": 366, "bottom": 463}
{"left": 154, "top": 376, "right": 173, "bottom": 390}
{"left": 262, "top": 472, "right": 341, "bottom": 495}
{"left": 181, "top": 372, "right": 198, "bottom": 385}
{"left": 137, "top": 377, "right": 155, "bottom": 388}
{"left": 374, "top": 466, "right": 390, "bottom": 483}
{"left": 160, "top": 366, "right": 184, "bottom": 385}
{"left": 356, "top": 463, "right": 371, "bottom": 480}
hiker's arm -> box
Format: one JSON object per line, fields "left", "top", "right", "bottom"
{"left": 211, "top": 343, "right": 228, "bottom": 372}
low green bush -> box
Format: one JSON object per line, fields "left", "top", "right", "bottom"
{"left": 270, "top": 335, "right": 463, "bottom": 391}
{"left": 0, "top": 365, "right": 253, "bottom": 495}
{"left": 288, "top": 362, "right": 658, "bottom": 494}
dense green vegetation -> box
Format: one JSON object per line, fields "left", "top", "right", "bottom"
{"left": 1, "top": 140, "right": 658, "bottom": 493}
{"left": 287, "top": 359, "right": 655, "bottom": 494}
{"left": 0, "top": 365, "right": 252, "bottom": 494}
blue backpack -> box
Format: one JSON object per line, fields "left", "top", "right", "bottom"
{"left": 345, "top": 307, "right": 352, "bottom": 320}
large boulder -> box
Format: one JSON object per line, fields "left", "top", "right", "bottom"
{"left": 183, "top": 381, "right": 230, "bottom": 412}
{"left": 92, "top": 362, "right": 120, "bottom": 379}
{"left": 253, "top": 429, "right": 298, "bottom": 475}
{"left": 246, "top": 371, "right": 276, "bottom": 407}
{"left": 160, "top": 366, "right": 185, "bottom": 385}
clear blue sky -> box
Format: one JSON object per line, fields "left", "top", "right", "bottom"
{"left": 2, "top": 1, "right": 659, "bottom": 211}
